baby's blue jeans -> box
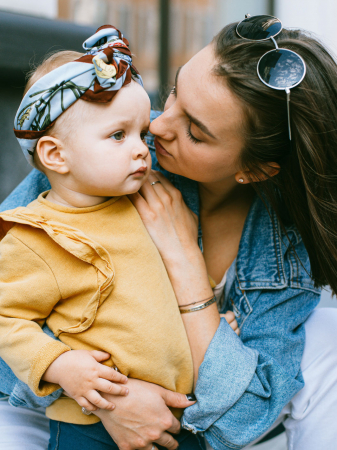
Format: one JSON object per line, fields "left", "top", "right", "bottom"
{"left": 49, "top": 420, "right": 206, "bottom": 450}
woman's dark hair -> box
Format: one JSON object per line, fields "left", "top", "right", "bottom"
{"left": 213, "top": 23, "right": 337, "bottom": 294}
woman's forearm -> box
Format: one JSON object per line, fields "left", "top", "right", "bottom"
{"left": 165, "top": 251, "right": 220, "bottom": 386}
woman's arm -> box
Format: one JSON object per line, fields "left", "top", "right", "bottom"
{"left": 129, "top": 172, "right": 220, "bottom": 381}
{"left": 0, "top": 169, "right": 50, "bottom": 212}
{"left": 130, "top": 172, "right": 321, "bottom": 449}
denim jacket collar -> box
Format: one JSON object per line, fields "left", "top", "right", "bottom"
{"left": 235, "top": 196, "right": 288, "bottom": 290}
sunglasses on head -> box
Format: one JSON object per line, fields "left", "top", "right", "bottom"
{"left": 236, "top": 14, "right": 306, "bottom": 141}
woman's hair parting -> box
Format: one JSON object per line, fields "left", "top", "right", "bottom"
{"left": 213, "top": 23, "right": 337, "bottom": 294}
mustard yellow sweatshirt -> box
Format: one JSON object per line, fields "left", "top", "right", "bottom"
{"left": 0, "top": 193, "right": 193, "bottom": 424}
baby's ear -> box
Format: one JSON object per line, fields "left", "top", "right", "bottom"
{"left": 36, "top": 136, "right": 69, "bottom": 174}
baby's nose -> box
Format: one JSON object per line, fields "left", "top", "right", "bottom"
{"left": 133, "top": 141, "right": 149, "bottom": 159}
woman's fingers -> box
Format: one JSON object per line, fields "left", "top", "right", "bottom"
{"left": 96, "top": 378, "right": 129, "bottom": 396}
{"left": 86, "top": 389, "right": 115, "bottom": 411}
{"left": 220, "top": 311, "right": 240, "bottom": 335}
{"left": 154, "top": 431, "right": 179, "bottom": 450}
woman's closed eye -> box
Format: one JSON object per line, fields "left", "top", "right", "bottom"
{"left": 187, "top": 121, "right": 202, "bottom": 144}
{"left": 110, "top": 131, "right": 125, "bottom": 141}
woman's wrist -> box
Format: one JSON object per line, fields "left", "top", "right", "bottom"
{"left": 165, "top": 252, "right": 214, "bottom": 306}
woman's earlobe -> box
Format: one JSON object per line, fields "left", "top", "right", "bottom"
{"left": 36, "top": 136, "right": 69, "bottom": 174}
{"left": 236, "top": 162, "right": 280, "bottom": 184}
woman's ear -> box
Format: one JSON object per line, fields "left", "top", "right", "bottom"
{"left": 36, "top": 136, "right": 69, "bottom": 174}
{"left": 235, "top": 162, "right": 280, "bottom": 184}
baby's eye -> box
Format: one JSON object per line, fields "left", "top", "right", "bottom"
{"left": 110, "top": 131, "right": 125, "bottom": 141}
{"left": 141, "top": 131, "right": 148, "bottom": 141}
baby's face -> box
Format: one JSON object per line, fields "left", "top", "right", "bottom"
{"left": 63, "top": 81, "right": 152, "bottom": 197}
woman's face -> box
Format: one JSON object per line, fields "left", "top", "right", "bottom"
{"left": 150, "top": 44, "right": 246, "bottom": 184}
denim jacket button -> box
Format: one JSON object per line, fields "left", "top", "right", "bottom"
{"left": 230, "top": 298, "right": 241, "bottom": 318}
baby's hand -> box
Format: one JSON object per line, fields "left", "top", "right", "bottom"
{"left": 42, "top": 350, "right": 128, "bottom": 412}
{"left": 220, "top": 311, "right": 240, "bottom": 335}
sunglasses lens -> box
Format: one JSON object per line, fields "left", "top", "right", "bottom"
{"left": 258, "top": 49, "right": 306, "bottom": 89}
{"left": 237, "top": 15, "right": 282, "bottom": 40}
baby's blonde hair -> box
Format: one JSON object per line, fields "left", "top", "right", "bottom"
{"left": 25, "top": 50, "right": 84, "bottom": 95}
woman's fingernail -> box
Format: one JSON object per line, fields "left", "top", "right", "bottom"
{"left": 186, "top": 394, "right": 196, "bottom": 401}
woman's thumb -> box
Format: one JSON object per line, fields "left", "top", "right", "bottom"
{"left": 161, "top": 389, "right": 196, "bottom": 408}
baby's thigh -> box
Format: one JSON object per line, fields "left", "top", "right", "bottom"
{"left": 175, "top": 429, "right": 206, "bottom": 450}
{"left": 48, "top": 420, "right": 118, "bottom": 450}
{"left": 0, "top": 399, "right": 49, "bottom": 450}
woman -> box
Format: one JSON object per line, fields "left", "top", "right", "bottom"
{"left": 1, "top": 16, "right": 337, "bottom": 450}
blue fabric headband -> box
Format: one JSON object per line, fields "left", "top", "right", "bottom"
{"left": 14, "top": 25, "right": 143, "bottom": 167}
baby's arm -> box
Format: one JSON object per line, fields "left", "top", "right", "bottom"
{"left": 0, "top": 232, "right": 127, "bottom": 411}
{"left": 43, "top": 349, "right": 128, "bottom": 412}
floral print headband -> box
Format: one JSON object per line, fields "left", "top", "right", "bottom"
{"left": 14, "top": 25, "right": 143, "bottom": 167}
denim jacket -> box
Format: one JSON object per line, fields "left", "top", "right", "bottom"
{"left": 0, "top": 111, "right": 320, "bottom": 449}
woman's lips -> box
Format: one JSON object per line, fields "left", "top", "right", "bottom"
{"left": 154, "top": 138, "right": 172, "bottom": 157}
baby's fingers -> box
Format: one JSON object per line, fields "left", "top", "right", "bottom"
{"left": 96, "top": 378, "right": 129, "bottom": 396}
{"left": 86, "top": 390, "right": 115, "bottom": 411}
{"left": 98, "top": 364, "right": 128, "bottom": 384}
{"left": 76, "top": 396, "right": 98, "bottom": 412}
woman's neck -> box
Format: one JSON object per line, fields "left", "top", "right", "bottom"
{"left": 198, "top": 178, "right": 254, "bottom": 214}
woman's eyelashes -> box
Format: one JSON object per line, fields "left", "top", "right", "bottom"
{"left": 171, "top": 85, "right": 177, "bottom": 97}
{"left": 187, "top": 121, "right": 202, "bottom": 144}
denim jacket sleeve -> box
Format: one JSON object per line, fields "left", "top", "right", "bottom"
{"left": 182, "top": 287, "right": 320, "bottom": 449}
{"left": 181, "top": 198, "right": 321, "bottom": 449}
{"left": 0, "top": 169, "right": 61, "bottom": 408}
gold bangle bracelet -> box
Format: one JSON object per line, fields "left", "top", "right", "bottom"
{"left": 179, "top": 294, "right": 215, "bottom": 309}
{"left": 180, "top": 296, "right": 217, "bottom": 314}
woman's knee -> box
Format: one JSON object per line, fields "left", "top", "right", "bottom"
{"left": 302, "top": 307, "right": 337, "bottom": 371}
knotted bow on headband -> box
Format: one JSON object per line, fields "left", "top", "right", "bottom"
{"left": 14, "top": 25, "right": 143, "bottom": 167}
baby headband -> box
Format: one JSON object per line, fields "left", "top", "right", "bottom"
{"left": 14, "top": 25, "right": 143, "bottom": 167}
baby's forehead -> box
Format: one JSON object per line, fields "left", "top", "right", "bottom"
{"left": 77, "top": 81, "right": 151, "bottom": 124}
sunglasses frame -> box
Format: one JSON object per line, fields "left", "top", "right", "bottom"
{"left": 236, "top": 14, "right": 283, "bottom": 41}
{"left": 236, "top": 14, "right": 307, "bottom": 141}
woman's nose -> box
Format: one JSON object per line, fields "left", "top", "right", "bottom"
{"left": 150, "top": 109, "right": 176, "bottom": 141}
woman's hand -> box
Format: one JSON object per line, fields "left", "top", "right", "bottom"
{"left": 129, "top": 171, "right": 199, "bottom": 266}
{"left": 129, "top": 171, "right": 213, "bottom": 304}
{"left": 92, "top": 378, "right": 196, "bottom": 450}
{"left": 221, "top": 311, "right": 240, "bottom": 335}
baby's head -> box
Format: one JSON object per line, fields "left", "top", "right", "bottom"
{"left": 15, "top": 26, "right": 152, "bottom": 200}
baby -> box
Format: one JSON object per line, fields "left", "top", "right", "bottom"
{"left": 0, "top": 26, "right": 198, "bottom": 449}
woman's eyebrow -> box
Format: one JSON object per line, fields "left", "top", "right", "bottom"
{"left": 185, "top": 111, "right": 216, "bottom": 139}
{"left": 175, "top": 66, "right": 216, "bottom": 140}
{"left": 174, "top": 66, "right": 182, "bottom": 93}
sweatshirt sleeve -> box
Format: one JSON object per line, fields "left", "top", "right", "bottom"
{"left": 0, "top": 232, "right": 70, "bottom": 397}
